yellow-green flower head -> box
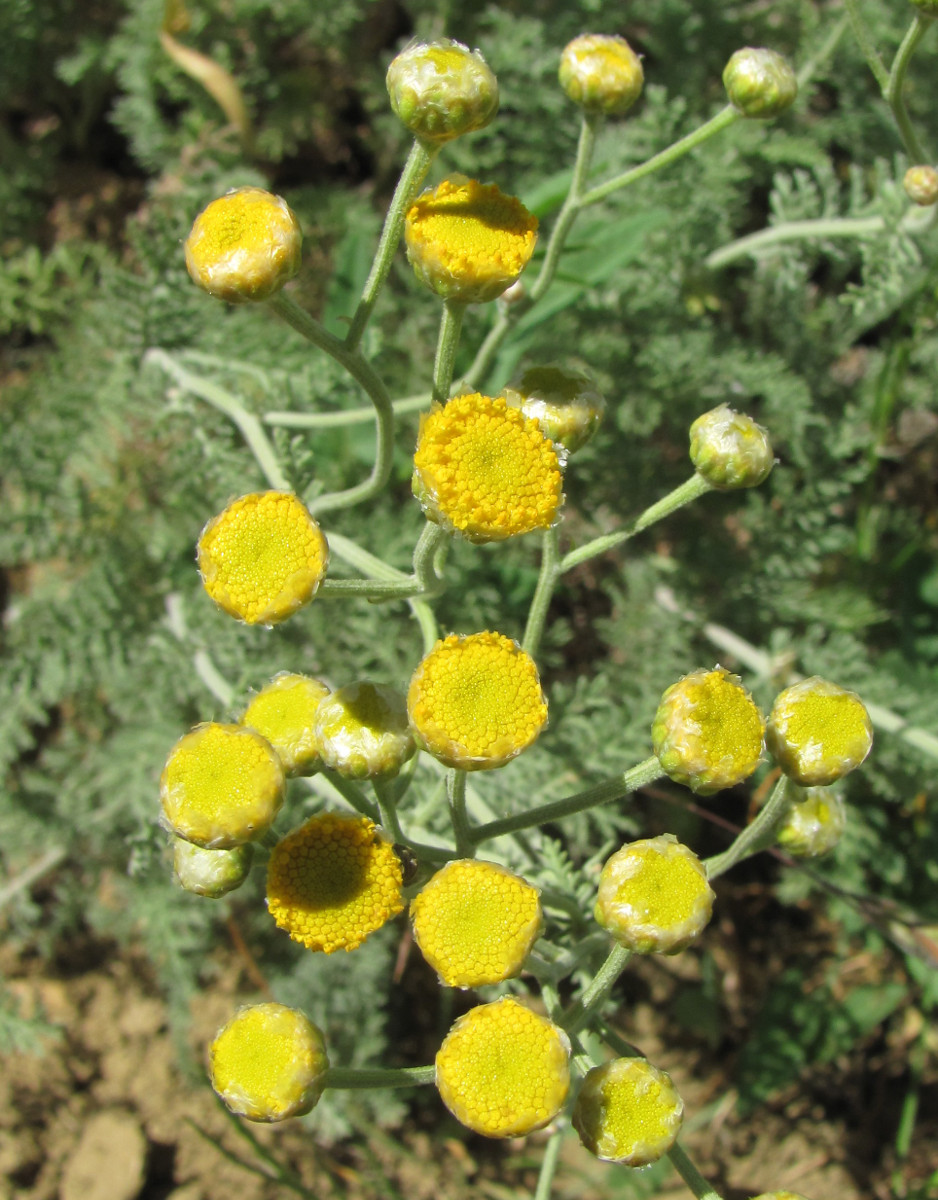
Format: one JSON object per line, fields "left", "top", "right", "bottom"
{"left": 750, "top": 1193, "right": 813, "bottom": 1200}
{"left": 313, "top": 681, "right": 415, "bottom": 780}
{"left": 776, "top": 786, "right": 847, "bottom": 858}
{"left": 241, "top": 672, "right": 331, "bottom": 776}
{"left": 411, "top": 860, "right": 542, "bottom": 988}
{"left": 266, "top": 812, "right": 404, "bottom": 953}
{"left": 408, "top": 632, "right": 548, "bottom": 770}
{"left": 652, "top": 667, "right": 765, "bottom": 796}
{"left": 173, "top": 838, "right": 254, "bottom": 898}
{"left": 689, "top": 404, "right": 774, "bottom": 490}
{"left": 594, "top": 834, "right": 715, "bottom": 954}
{"left": 903, "top": 165, "right": 938, "bottom": 206}
{"left": 413, "top": 393, "right": 564, "bottom": 542}
{"left": 405, "top": 176, "right": 538, "bottom": 304}
{"left": 185, "top": 187, "right": 302, "bottom": 303}
{"left": 160, "top": 723, "right": 285, "bottom": 849}
{"left": 572, "top": 1057, "right": 684, "bottom": 1166}
{"left": 387, "top": 39, "right": 498, "bottom": 143}
{"left": 501, "top": 364, "right": 606, "bottom": 457}
{"left": 558, "top": 34, "right": 644, "bottom": 117}
{"left": 209, "top": 1002, "right": 329, "bottom": 1122}
{"left": 435, "top": 997, "right": 571, "bottom": 1138}
{"left": 766, "top": 677, "right": 873, "bottom": 787}
{"left": 723, "top": 48, "right": 798, "bottom": 119}
{"left": 198, "top": 491, "right": 328, "bottom": 625}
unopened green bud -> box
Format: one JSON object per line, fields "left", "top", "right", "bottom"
{"left": 314, "top": 681, "right": 415, "bottom": 779}
{"left": 173, "top": 838, "right": 254, "bottom": 898}
{"left": 241, "top": 672, "right": 331, "bottom": 776}
{"left": 502, "top": 364, "right": 605, "bottom": 456}
{"left": 903, "top": 165, "right": 938, "bottom": 206}
{"left": 387, "top": 40, "right": 498, "bottom": 143}
{"left": 723, "top": 48, "right": 797, "bottom": 119}
{"left": 776, "top": 787, "right": 846, "bottom": 858}
{"left": 689, "top": 404, "right": 774, "bottom": 489}
{"left": 767, "top": 677, "right": 873, "bottom": 786}
{"left": 559, "top": 34, "right": 644, "bottom": 116}
{"left": 595, "top": 834, "right": 715, "bottom": 954}
{"left": 573, "top": 1057, "right": 684, "bottom": 1165}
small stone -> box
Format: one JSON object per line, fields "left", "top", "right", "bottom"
{"left": 60, "top": 1110, "right": 147, "bottom": 1200}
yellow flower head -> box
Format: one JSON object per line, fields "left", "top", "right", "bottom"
{"left": 411, "top": 860, "right": 542, "bottom": 988}
{"left": 776, "top": 787, "right": 847, "bottom": 858}
{"left": 766, "top": 677, "right": 873, "bottom": 787}
{"left": 185, "top": 187, "right": 302, "bottom": 303}
{"left": 241, "top": 672, "right": 331, "bottom": 776}
{"left": 413, "top": 393, "right": 563, "bottom": 543}
{"left": 314, "top": 681, "right": 416, "bottom": 780}
{"left": 689, "top": 404, "right": 774, "bottom": 490}
{"left": 173, "top": 838, "right": 254, "bottom": 898}
{"left": 572, "top": 1057, "right": 684, "bottom": 1166}
{"left": 408, "top": 632, "right": 547, "bottom": 770}
{"left": 501, "top": 364, "right": 606, "bottom": 457}
{"left": 160, "top": 722, "right": 285, "bottom": 849}
{"left": 435, "top": 997, "right": 571, "bottom": 1138}
{"left": 266, "top": 813, "right": 404, "bottom": 953}
{"left": 750, "top": 1194, "right": 813, "bottom": 1200}
{"left": 405, "top": 176, "right": 538, "bottom": 303}
{"left": 387, "top": 39, "right": 498, "bottom": 143}
{"left": 559, "top": 34, "right": 644, "bottom": 116}
{"left": 904, "top": 165, "right": 938, "bottom": 206}
{"left": 198, "top": 491, "right": 328, "bottom": 625}
{"left": 651, "top": 666, "right": 765, "bottom": 795}
{"left": 209, "top": 1002, "right": 329, "bottom": 1122}
{"left": 594, "top": 834, "right": 715, "bottom": 955}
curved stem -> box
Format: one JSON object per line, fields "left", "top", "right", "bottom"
{"left": 447, "top": 769, "right": 473, "bottom": 857}
{"left": 562, "top": 941, "right": 631, "bottom": 1036}
{"left": 322, "top": 1065, "right": 436, "bottom": 1090}
{"left": 842, "top": 0, "right": 890, "bottom": 93}
{"left": 325, "top": 531, "right": 410, "bottom": 582}
{"left": 264, "top": 393, "right": 428, "bottom": 429}
{"left": 667, "top": 1143, "right": 724, "bottom": 1200}
{"left": 886, "top": 15, "right": 931, "bottom": 163}
{"left": 704, "top": 775, "right": 798, "bottom": 879}
{"left": 432, "top": 300, "right": 467, "bottom": 403}
{"left": 412, "top": 521, "right": 449, "bottom": 595}
{"left": 523, "top": 527, "right": 561, "bottom": 657}
{"left": 409, "top": 597, "right": 439, "bottom": 654}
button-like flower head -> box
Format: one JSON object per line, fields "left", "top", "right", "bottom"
{"left": 173, "top": 838, "right": 254, "bottom": 898}
{"left": 160, "top": 723, "right": 285, "bottom": 849}
{"left": 314, "top": 681, "right": 415, "bottom": 780}
{"left": 241, "top": 672, "right": 331, "bottom": 776}
{"left": 435, "top": 998, "right": 571, "bottom": 1138}
{"left": 573, "top": 1057, "right": 684, "bottom": 1165}
{"left": 387, "top": 39, "right": 498, "bottom": 143}
{"left": 411, "top": 860, "right": 542, "bottom": 988}
{"left": 198, "top": 491, "right": 328, "bottom": 625}
{"left": 185, "top": 187, "right": 302, "bottom": 303}
{"left": 266, "top": 813, "right": 404, "bottom": 953}
{"left": 408, "top": 632, "right": 547, "bottom": 770}
{"left": 723, "top": 48, "right": 797, "bottom": 119}
{"left": 776, "top": 786, "right": 847, "bottom": 858}
{"left": 501, "top": 364, "right": 605, "bottom": 457}
{"left": 766, "top": 677, "right": 873, "bottom": 786}
{"left": 405, "top": 177, "right": 537, "bottom": 304}
{"left": 559, "top": 34, "right": 644, "bottom": 116}
{"left": 689, "top": 404, "right": 774, "bottom": 490}
{"left": 903, "top": 165, "right": 938, "bottom": 206}
{"left": 413, "top": 393, "right": 563, "bottom": 542}
{"left": 750, "top": 1193, "right": 813, "bottom": 1200}
{"left": 209, "top": 1002, "right": 329, "bottom": 1121}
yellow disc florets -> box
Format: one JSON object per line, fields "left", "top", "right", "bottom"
{"left": 776, "top": 787, "right": 847, "bottom": 858}
{"left": 160, "top": 723, "right": 285, "bottom": 849}
{"left": 241, "top": 672, "right": 331, "bottom": 776}
{"left": 209, "top": 1002, "right": 329, "bottom": 1122}
{"left": 413, "top": 393, "right": 563, "bottom": 542}
{"left": 572, "top": 1057, "right": 684, "bottom": 1166}
{"left": 766, "top": 677, "right": 873, "bottom": 787}
{"left": 558, "top": 34, "right": 644, "bottom": 116}
{"left": 411, "top": 860, "right": 542, "bottom": 988}
{"left": 435, "top": 998, "right": 571, "bottom": 1138}
{"left": 314, "top": 681, "right": 416, "bottom": 780}
{"left": 405, "top": 177, "right": 538, "bottom": 303}
{"left": 407, "top": 632, "right": 547, "bottom": 770}
{"left": 651, "top": 666, "right": 765, "bottom": 795}
{"left": 266, "top": 813, "right": 404, "bottom": 953}
{"left": 594, "top": 834, "right": 715, "bottom": 954}
{"left": 198, "top": 491, "right": 328, "bottom": 625}
{"left": 185, "top": 187, "right": 302, "bottom": 303}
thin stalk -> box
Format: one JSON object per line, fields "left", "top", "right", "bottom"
{"left": 326, "top": 531, "right": 410, "bottom": 582}
{"left": 323, "top": 1065, "right": 437, "bottom": 1090}
{"left": 409, "top": 597, "right": 439, "bottom": 654}
{"left": 322, "top": 769, "right": 379, "bottom": 823}
{"left": 345, "top": 139, "right": 438, "bottom": 349}
{"left": 522, "top": 526, "right": 561, "bottom": 657}
{"left": 797, "top": 14, "right": 850, "bottom": 90}
{"left": 562, "top": 942, "right": 631, "bottom": 1036}
{"left": 188, "top": 1117, "right": 309, "bottom": 1197}
{"left": 842, "top": 0, "right": 890, "bottom": 92}
{"left": 0, "top": 847, "right": 67, "bottom": 912}
{"left": 432, "top": 299, "right": 467, "bottom": 403}
{"left": 447, "top": 769, "right": 473, "bottom": 857}
{"left": 886, "top": 15, "right": 931, "bottom": 163}
{"left": 533, "top": 1128, "right": 565, "bottom": 1200}
{"left": 372, "top": 779, "right": 404, "bottom": 843}
{"left": 705, "top": 775, "right": 798, "bottom": 879}
{"left": 193, "top": 649, "right": 235, "bottom": 707}
{"left": 412, "top": 521, "right": 449, "bottom": 595}
{"left": 215, "top": 1100, "right": 314, "bottom": 1195}
{"left": 264, "top": 392, "right": 428, "bottom": 429}
{"left": 667, "top": 1142, "right": 724, "bottom": 1200}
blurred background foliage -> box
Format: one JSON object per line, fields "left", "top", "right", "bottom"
{"left": 1, "top": 0, "right": 936, "bottom": 1178}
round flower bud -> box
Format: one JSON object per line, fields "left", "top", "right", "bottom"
{"left": 723, "top": 48, "right": 798, "bottom": 119}
{"left": 160, "top": 723, "right": 285, "bottom": 849}
{"left": 776, "top": 787, "right": 847, "bottom": 858}
{"left": 501, "top": 364, "right": 605, "bottom": 457}
{"left": 652, "top": 667, "right": 765, "bottom": 796}
{"left": 313, "top": 681, "right": 415, "bottom": 780}
{"left": 750, "top": 1194, "right": 813, "bottom": 1200}
{"left": 594, "top": 834, "right": 715, "bottom": 954}
{"left": 411, "top": 860, "right": 542, "bottom": 988}
{"left": 435, "top": 998, "right": 571, "bottom": 1138}
{"left": 386, "top": 39, "right": 498, "bottom": 143}
{"left": 241, "top": 672, "right": 331, "bottom": 776}
{"left": 766, "top": 677, "right": 873, "bottom": 786}
{"left": 184, "top": 187, "right": 302, "bottom": 303}
{"left": 266, "top": 813, "right": 404, "bottom": 953}
{"left": 908, "top": 0, "right": 938, "bottom": 17}
{"left": 689, "top": 404, "right": 774, "bottom": 489}
{"left": 408, "top": 631, "right": 547, "bottom": 770}
{"left": 413, "top": 393, "right": 563, "bottom": 542}
{"left": 903, "top": 165, "right": 938, "bottom": 206}
{"left": 173, "top": 838, "right": 254, "bottom": 898}
{"left": 405, "top": 176, "right": 538, "bottom": 304}
{"left": 573, "top": 1057, "right": 684, "bottom": 1166}
{"left": 209, "top": 1002, "right": 329, "bottom": 1122}
{"left": 198, "top": 491, "right": 328, "bottom": 626}
{"left": 559, "top": 34, "right": 644, "bottom": 116}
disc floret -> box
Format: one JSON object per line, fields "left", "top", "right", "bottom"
{"left": 241, "top": 672, "right": 331, "bottom": 776}
{"left": 767, "top": 677, "right": 872, "bottom": 786}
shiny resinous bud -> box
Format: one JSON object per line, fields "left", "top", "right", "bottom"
{"left": 767, "top": 677, "right": 873, "bottom": 786}
{"left": 776, "top": 787, "right": 847, "bottom": 858}
{"left": 723, "top": 48, "right": 797, "bottom": 118}
{"left": 573, "top": 1057, "right": 684, "bottom": 1165}
{"left": 501, "top": 364, "right": 606, "bottom": 457}
{"left": 172, "top": 838, "right": 254, "bottom": 898}
{"left": 559, "top": 34, "right": 644, "bottom": 116}
{"left": 387, "top": 39, "right": 498, "bottom": 143}
{"left": 689, "top": 404, "right": 774, "bottom": 489}
{"left": 903, "top": 165, "right": 938, "bottom": 206}
{"left": 313, "top": 680, "right": 415, "bottom": 780}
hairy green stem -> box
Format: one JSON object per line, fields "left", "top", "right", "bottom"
{"left": 322, "top": 1065, "right": 437, "bottom": 1090}
{"left": 705, "top": 775, "right": 798, "bottom": 879}
{"left": 412, "top": 521, "right": 449, "bottom": 595}
{"left": 886, "top": 15, "right": 931, "bottom": 163}
{"left": 264, "top": 393, "right": 428, "bottom": 429}
{"left": 432, "top": 299, "right": 467, "bottom": 403}
{"left": 193, "top": 649, "right": 235, "bottom": 707}
{"left": 562, "top": 941, "right": 631, "bottom": 1035}
{"left": 667, "top": 1142, "right": 724, "bottom": 1200}
{"left": 409, "top": 597, "right": 439, "bottom": 654}
{"left": 522, "top": 526, "right": 561, "bottom": 657}
{"left": 325, "top": 531, "right": 410, "bottom": 582}
{"left": 322, "top": 769, "right": 379, "bottom": 823}
{"left": 533, "top": 1128, "right": 565, "bottom": 1200}
{"left": 447, "top": 769, "right": 473, "bottom": 857}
